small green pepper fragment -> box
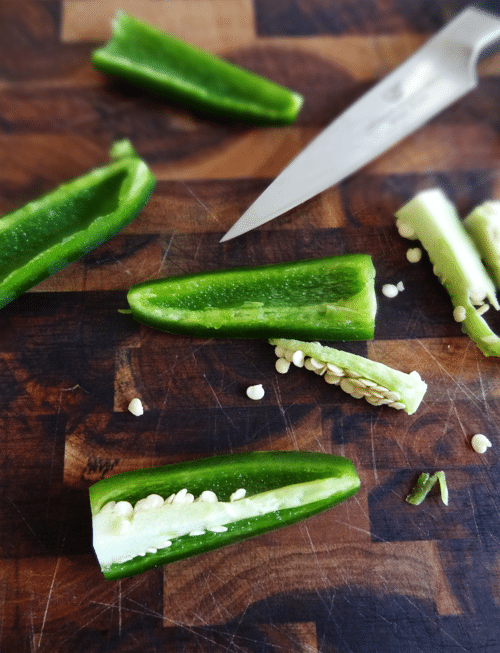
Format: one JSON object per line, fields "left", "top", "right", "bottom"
{"left": 126, "top": 254, "right": 377, "bottom": 340}
{"left": 91, "top": 11, "right": 303, "bottom": 125}
{"left": 406, "top": 470, "right": 448, "bottom": 506}
{"left": 89, "top": 451, "right": 361, "bottom": 580}
{"left": 0, "top": 140, "right": 155, "bottom": 309}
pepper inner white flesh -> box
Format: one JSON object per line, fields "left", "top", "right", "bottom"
{"left": 92, "top": 477, "right": 342, "bottom": 569}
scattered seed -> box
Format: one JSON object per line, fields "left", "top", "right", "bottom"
{"left": 128, "top": 397, "right": 144, "bottom": 416}
{"left": 396, "top": 281, "right": 405, "bottom": 292}
{"left": 471, "top": 433, "right": 492, "bottom": 454}
{"left": 210, "top": 526, "right": 228, "bottom": 533}
{"left": 382, "top": 284, "right": 399, "bottom": 298}
{"left": 246, "top": 384, "right": 265, "bottom": 400}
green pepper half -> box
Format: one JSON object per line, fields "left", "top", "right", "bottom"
{"left": 126, "top": 254, "right": 377, "bottom": 340}
{"left": 0, "top": 140, "right": 155, "bottom": 309}
{"left": 92, "top": 11, "right": 303, "bottom": 125}
{"left": 90, "top": 451, "right": 360, "bottom": 580}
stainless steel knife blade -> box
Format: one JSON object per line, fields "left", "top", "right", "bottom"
{"left": 220, "top": 7, "right": 500, "bottom": 242}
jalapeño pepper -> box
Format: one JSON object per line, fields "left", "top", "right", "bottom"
{"left": 0, "top": 140, "right": 155, "bottom": 309}
{"left": 91, "top": 11, "right": 303, "bottom": 125}
{"left": 90, "top": 451, "right": 360, "bottom": 580}
{"left": 126, "top": 254, "right": 377, "bottom": 340}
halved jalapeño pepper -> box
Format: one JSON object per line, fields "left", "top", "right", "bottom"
{"left": 0, "top": 139, "right": 155, "bottom": 309}
{"left": 126, "top": 254, "right": 377, "bottom": 340}
{"left": 90, "top": 451, "right": 360, "bottom": 580}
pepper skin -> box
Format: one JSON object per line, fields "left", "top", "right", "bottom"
{"left": 90, "top": 451, "right": 361, "bottom": 580}
{"left": 91, "top": 11, "right": 303, "bottom": 125}
{"left": 126, "top": 254, "right": 377, "bottom": 341}
{"left": 0, "top": 140, "right": 155, "bottom": 309}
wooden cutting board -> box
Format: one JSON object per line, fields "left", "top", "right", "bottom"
{"left": 1, "top": 0, "right": 500, "bottom": 651}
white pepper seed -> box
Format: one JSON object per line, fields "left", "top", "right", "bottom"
{"left": 396, "top": 220, "right": 417, "bottom": 239}
{"left": 406, "top": 247, "right": 422, "bottom": 263}
{"left": 324, "top": 372, "right": 342, "bottom": 385}
{"left": 114, "top": 501, "right": 134, "bottom": 518}
{"left": 274, "top": 345, "right": 287, "bottom": 358}
{"left": 471, "top": 433, "right": 492, "bottom": 454}
{"left": 326, "top": 363, "right": 344, "bottom": 376}
{"left": 453, "top": 306, "right": 467, "bottom": 322}
{"left": 230, "top": 488, "right": 246, "bottom": 502}
{"left": 246, "top": 384, "right": 265, "bottom": 400}
{"left": 382, "top": 284, "right": 399, "bottom": 298}
{"left": 275, "top": 357, "right": 291, "bottom": 374}
{"left": 198, "top": 490, "right": 218, "bottom": 503}
{"left": 128, "top": 397, "right": 144, "bottom": 416}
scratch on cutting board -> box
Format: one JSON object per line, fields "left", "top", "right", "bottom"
{"left": 158, "top": 232, "right": 175, "bottom": 273}
{"left": 36, "top": 555, "right": 62, "bottom": 649}
{"left": 181, "top": 182, "right": 222, "bottom": 227}
{"left": 203, "top": 373, "right": 238, "bottom": 430}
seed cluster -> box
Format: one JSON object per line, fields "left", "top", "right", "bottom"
{"left": 274, "top": 344, "right": 409, "bottom": 410}
{"left": 100, "top": 486, "right": 247, "bottom": 559}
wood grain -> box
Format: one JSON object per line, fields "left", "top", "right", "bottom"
{"left": 2, "top": 0, "right": 500, "bottom": 651}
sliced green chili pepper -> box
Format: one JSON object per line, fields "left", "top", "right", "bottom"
{"left": 0, "top": 139, "right": 155, "bottom": 309}
{"left": 270, "top": 338, "right": 427, "bottom": 415}
{"left": 395, "top": 188, "right": 500, "bottom": 357}
{"left": 91, "top": 11, "right": 303, "bottom": 125}
{"left": 126, "top": 254, "right": 377, "bottom": 340}
{"left": 90, "top": 451, "right": 360, "bottom": 580}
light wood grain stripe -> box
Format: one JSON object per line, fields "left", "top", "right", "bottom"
{"left": 61, "top": 0, "right": 256, "bottom": 50}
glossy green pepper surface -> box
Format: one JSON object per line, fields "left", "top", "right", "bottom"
{"left": 90, "top": 451, "right": 360, "bottom": 580}
{"left": 91, "top": 11, "right": 303, "bottom": 124}
{"left": 0, "top": 140, "right": 155, "bottom": 309}
{"left": 126, "top": 254, "right": 377, "bottom": 340}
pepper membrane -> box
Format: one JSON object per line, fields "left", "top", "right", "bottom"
{"left": 0, "top": 140, "right": 155, "bottom": 309}
{"left": 126, "top": 254, "right": 377, "bottom": 340}
{"left": 90, "top": 451, "right": 361, "bottom": 580}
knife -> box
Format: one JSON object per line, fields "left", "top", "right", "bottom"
{"left": 220, "top": 7, "right": 500, "bottom": 242}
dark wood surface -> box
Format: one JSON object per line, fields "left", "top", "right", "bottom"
{"left": 2, "top": 0, "right": 500, "bottom": 651}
